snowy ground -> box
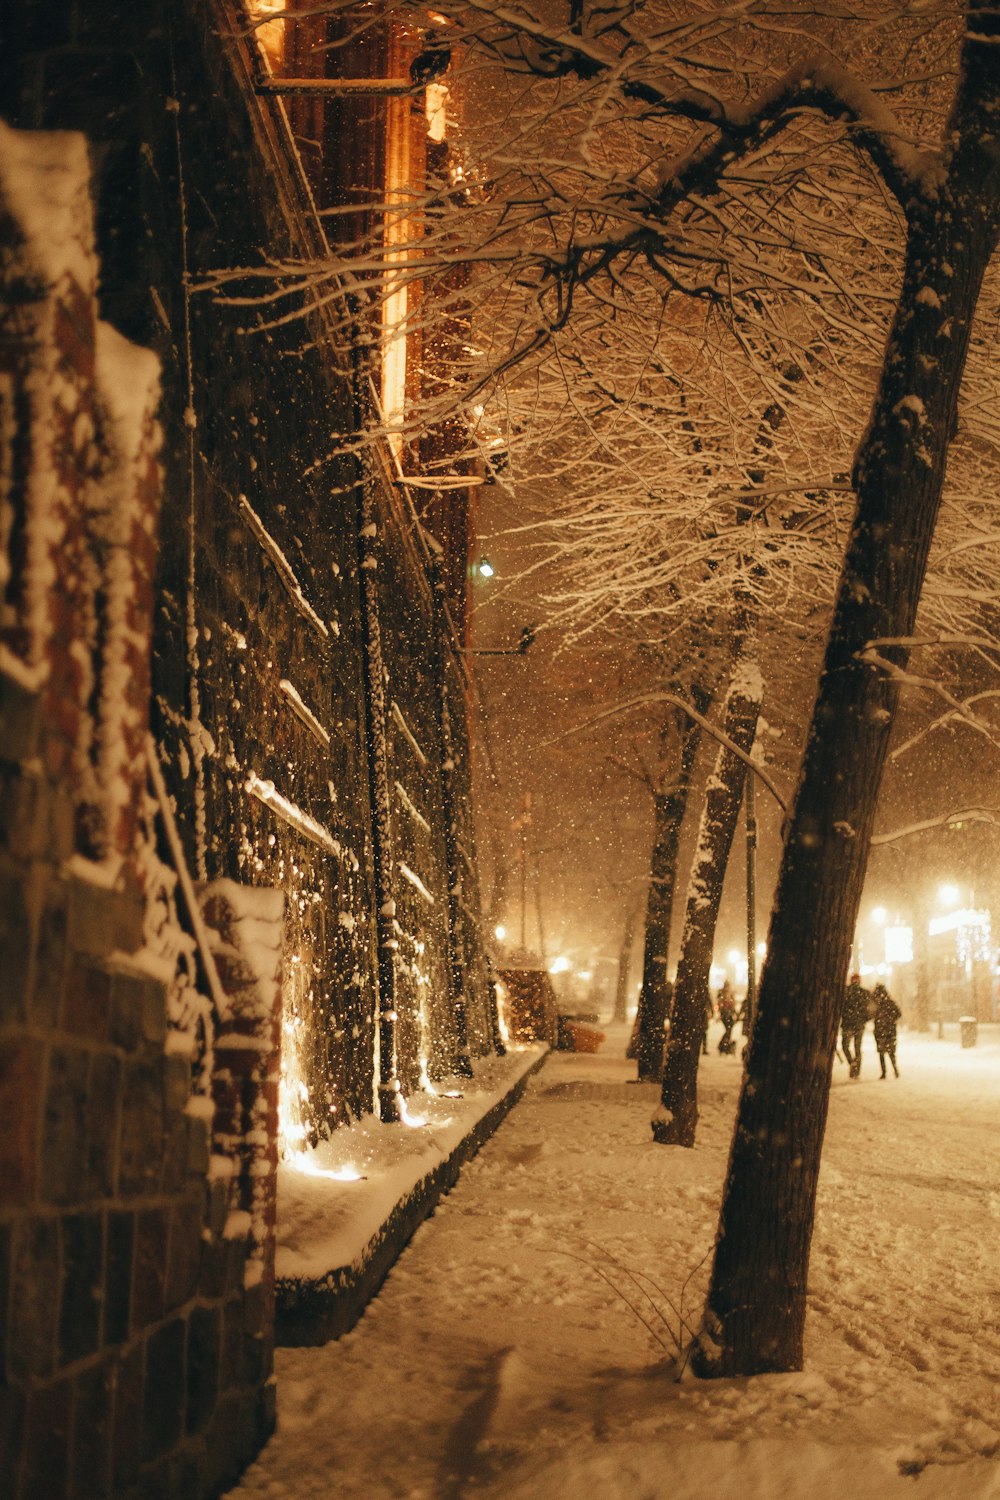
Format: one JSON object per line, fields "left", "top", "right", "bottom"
{"left": 276, "top": 1048, "right": 545, "bottom": 1283}
{"left": 230, "top": 1023, "right": 1000, "bottom": 1500}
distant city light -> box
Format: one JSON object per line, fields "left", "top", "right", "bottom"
{"left": 756, "top": 941, "right": 767, "bottom": 959}
{"left": 494, "top": 923, "right": 506, "bottom": 941}
{"left": 884, "top": 925, "right": 913, "bottom": 964}
{"left": 928, "top": 909, "right": 991, "bottom": 963}
{"left": 549, "top": 955, "right": 570, "bottom": 975}
{"left": 871, "top": 906, "right": 887, "bottom": 926}
{"left": 478, "top": 557, "right": 495, "bottom": 578}
{"left": 727, "top": 949, "right": 741, "bottom": 967}
{"left": 938, "top": 882, "right": 960, "bottom": 909}
{"left": 577, "top": 970, "right": 592, "bottom": 982}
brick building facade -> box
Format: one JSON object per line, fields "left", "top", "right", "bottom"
{"left": 1, "top": 3, "right": 497, "bottom": 1495}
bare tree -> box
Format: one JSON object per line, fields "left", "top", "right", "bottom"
{"left": 236, "top": 0, "right": 1000, "bottom": 1375}
{"left": 690, "top": 11, "right": 1000, "bottom": 1376}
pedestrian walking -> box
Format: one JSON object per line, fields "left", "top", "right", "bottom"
{"left": 841, "top": 972, "right": 870, "bottom": 1078}
{"left": 872, "top": 981, "right": 901, "bottom": 1079}
{"left": 717, "top": 980, "right": 737, "bottom": 1055}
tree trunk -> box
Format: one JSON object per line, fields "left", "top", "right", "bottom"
{"left": 613, "top": 896, "right": 640, "bottom": 1023}
{"left": 694, "top": 33, "right": 1000, "bottom": 1376}
{"left": 430, "top": 557, "right": 473, "bottom": 1078}
{"left": 652, "top": 627, "right": 762, "bottom": 1146}
{"left": 635, "top": 698, "right": 708, "bottom": 1081}
{"left": 912, "top": 887, "right": 932, "bottom": 1032}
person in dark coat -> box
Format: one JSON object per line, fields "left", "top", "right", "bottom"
{"left": 872, "top": 981, "right": 902, "bottom": 1078}
{"left": 717, "top": 980, "right": 737, "bottom": 1055}
{"left": 841, "top": 973, "right": 870, "bottom": 1077}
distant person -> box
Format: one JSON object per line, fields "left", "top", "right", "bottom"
{"left": 842, "top": 972, "right": 870, "bottom": 1078}
{"left": 702, "top": 992, "right": 713, "bottom": 1056}
{"left": 872, "top": 982, "right": 902, "bottom": 1079}
{"left": 717, "top": 980, "right": 737, "bottom": 1055}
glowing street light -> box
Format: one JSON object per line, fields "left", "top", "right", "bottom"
{"left": 494, "top": 923, "right": 506, "bottom": 942}
{"left": 871, "top": 906, "right": 887, "bottom": 926}
{"left": 885, "top": 926, "right": 913, "bottom": 964}
{"left": 938, "top": 882, "right": 960, "bottom": 909}
{"left": 549, "top": 955, "right": 570, "bottom": 975}
{"left": 477, "top": 556, "right": 495, "bottom": 578}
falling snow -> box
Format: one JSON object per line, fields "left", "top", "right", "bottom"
{"left": 229, "top": 1024, "right": 1000, "bottom": 1500}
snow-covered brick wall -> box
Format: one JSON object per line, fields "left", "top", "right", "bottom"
{"left": 89, "top": 324, "right": 162, "bottom": 858}
{"left": 0, "top": 120, "right": 275, "bottom": 1500}
{"left": 0, "top": 122, "right": 100, "bottom": 754}
{"left": 200, "top": 879, "right": 285, "bottom": 1297}
{"left": 0, "top": 121, "right": 163, "bottom": 864}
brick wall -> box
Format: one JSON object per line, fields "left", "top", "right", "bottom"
{"left": 2, "top": 1, "right": 500, "bottom": 1490}
{"left": 1, "top": 0, "right": 496, "bottom": 1136}
{"left": 0, "top": 126, "right": 280, "bottom": 1500}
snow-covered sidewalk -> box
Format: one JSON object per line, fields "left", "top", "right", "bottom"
{"left": 277, "top": 1047, "right": 546, "bottom": 1286}
{"left": 231, "top": 1024, "right": 1000, "bottom": 1499}
{"left": 274, "top": 1045, "right": 547, "bottom": 1343}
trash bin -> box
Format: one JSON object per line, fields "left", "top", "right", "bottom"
{"left": 959, "top": 1015, "right": 978, "bottom": 1048}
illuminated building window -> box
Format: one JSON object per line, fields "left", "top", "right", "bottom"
{"left": 248, "top": 0, "right": 285, "bottom": 73}
{"left": 381, "top": 70, "right": 412, "bottom": 460}
{"left": 425, "top": 82, "right": 449, "bottom": 143}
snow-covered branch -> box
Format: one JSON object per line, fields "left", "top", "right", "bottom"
{"left": 544, "top": 688, "right": 788, "bottom": 812}
{"left": 871, "top": 806, "right": 1000, "bottom": 845}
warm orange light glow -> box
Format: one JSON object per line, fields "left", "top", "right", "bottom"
{"left": 495, "top": 983, "right": 510, "bottom": 1045}
{"left": 381, "top": 68, "right": 414, "bottom": 458}
{"left": 278, "top": 999, "right": 310, "bottom": 1157}
{"left": 287, "top": 1156, "right": 364, "bottom": 1182}
{"left": 425, "top": 82, "right": 449, "bottom": 142}
{"left": 398, "top": 1097, "right": 427, "bottom": 1128}
{"left": 381, "top": 282, "right": 408, "bottom": 458}
{"left": 249, "top": 0, "right": 285, "bottom": 72}
{"left": 279, "top": 955, "right": 321, "bottom": 1160}
{"left": 418, "top": 1055, "right": 439, "bottom": 1096}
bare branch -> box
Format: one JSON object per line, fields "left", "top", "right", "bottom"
{"left": 543, "top": 690, "right": 788, "bottom": 812}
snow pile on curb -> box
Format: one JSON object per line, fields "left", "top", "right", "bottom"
{"left": 277, "top": 1045, "right": 545, "bottom": 1281}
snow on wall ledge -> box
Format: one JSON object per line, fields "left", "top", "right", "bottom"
{"left": 0, "top": 121, "right": 95, "bottom": 294}
{"left": 275, "top": 1045, "right": 547, "bottom": 1347}
{"left": 90, "top": 322, "right": 162, "bottom": 856}
{"left": 200, "top": 878, "right": 285, "bottom": 1292}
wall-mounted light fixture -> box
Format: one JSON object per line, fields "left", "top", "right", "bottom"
{"left": 460, "top": 625, "right": 536, "bottom": 658}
